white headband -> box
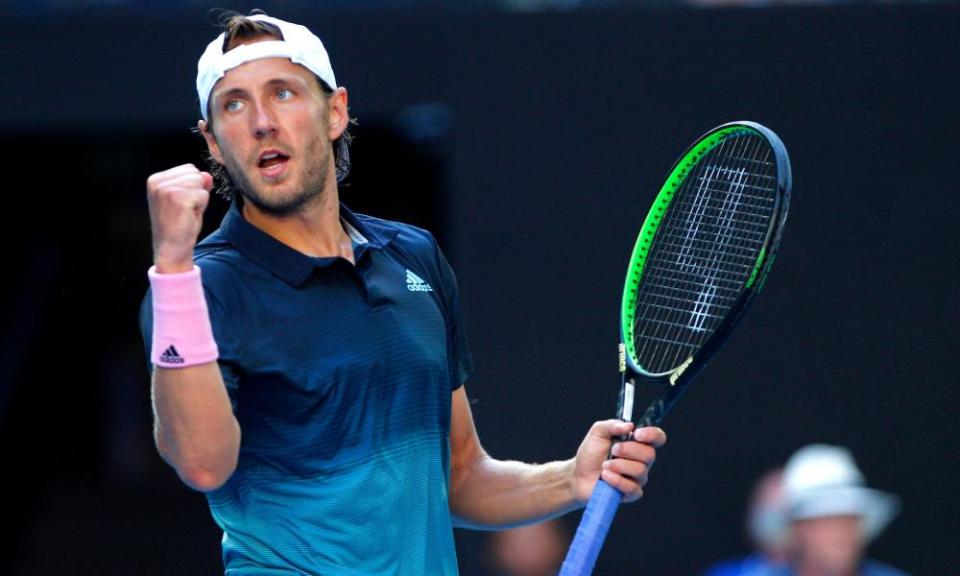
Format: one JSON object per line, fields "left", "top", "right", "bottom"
{"left": 196, "top": 14, "right": 337, "bottom": 121}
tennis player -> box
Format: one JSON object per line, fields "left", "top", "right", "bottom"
{"left": 140, "top": 12, "right": 666, "bottom": 575}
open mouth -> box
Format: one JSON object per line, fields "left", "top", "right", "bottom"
{"left": 258, "top": 150, "right": 290, "bottom": 173}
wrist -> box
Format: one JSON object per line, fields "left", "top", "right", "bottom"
{"left": 153, "top": 259, "right": 195, "bottom": 274}
{"left": 153, "top": 251, "right": 195, "bottom": 274}
{"left": 148, "top": 265, "right": 218, "bottom": 368}
{"left": 563, "top": 457, "right": 585, "bottom": 508}
{"left": 153, "top": 241, "right": 196, "bottom": 274}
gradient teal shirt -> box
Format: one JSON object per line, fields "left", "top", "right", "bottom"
{"left": 141, "top": 201, "right": 473, "bottom": 575}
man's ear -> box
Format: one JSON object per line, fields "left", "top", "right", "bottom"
{"left": 198, "top": 119, "right": 224, "bottom": 165}
{"left": 327, "top": 87, "right": 349, "bottom": 141}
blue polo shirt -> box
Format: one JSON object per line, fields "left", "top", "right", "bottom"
{"left": 140, "top": 201, "right": 473, "bottom": 575}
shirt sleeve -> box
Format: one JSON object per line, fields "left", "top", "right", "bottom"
{"left": 433, "top": 242, "right": 474, "bottom": 390}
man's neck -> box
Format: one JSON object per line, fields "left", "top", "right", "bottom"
{"left": 242, "top": 186, "right": 355, "bottom": 264}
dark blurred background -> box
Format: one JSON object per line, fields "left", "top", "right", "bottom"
{"left": 1, "top": 1, "right": 957, "bottom": 574}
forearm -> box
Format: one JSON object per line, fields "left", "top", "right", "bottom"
{"left": 152, "top": 362, "right": 240, "bottom": 491}
{"left": 450, "top": 455, "right": 581, "bottom": 529}
{"left": 447, "top": 388, "right": 664, "bottom": 529}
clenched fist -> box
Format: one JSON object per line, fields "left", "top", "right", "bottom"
{"left": 147, "top": 164, "right": 214, "bottom": 273}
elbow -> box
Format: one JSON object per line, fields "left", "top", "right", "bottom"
{"left": 449, "top": 450, "right": 493, "bottom": 520}
{"left": 156, "top": 438, "right": 238, "bottom": 493}
{"left": 177, "top": 463, "right": 235, "bottom": 492}
{"left": 154, "top": 421, "right": 241, "bottom": 493}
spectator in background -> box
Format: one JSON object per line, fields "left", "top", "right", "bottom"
{"left": 704, "top": 468, "right": 790, "bottom": 576}
{"left": 778, "top": 444, "right": 909, "bottom": 576}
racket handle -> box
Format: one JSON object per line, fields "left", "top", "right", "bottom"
{"left": 558, "top": 479, "right": 622, "bottom": 576}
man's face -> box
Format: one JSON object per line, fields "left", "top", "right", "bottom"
{"left": 791, "top": 515, "right": 863, "bottom": 576}
{"left": 201, "top": 52, "right": 347, "bottom": 217}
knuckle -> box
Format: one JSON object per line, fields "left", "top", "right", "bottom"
{"left": 173, "top": 162, "right": 198, "bottom": 174}
{"left": 148, "top": 164, "right": 199, "bottom": 188}
{"left": 146, "top": 173, "right": 165, "bottom": 192}
{"left": 157, "top": 186, "right": 179, "bottom": 201}
{"left": 639, "top": 445, "right": 656, "bottom": 462}
{"left": 628, "top": 462, "right": 647, "bottom": 479}
{"left": 171, "top": 173, "right": 200, "bottom": 187}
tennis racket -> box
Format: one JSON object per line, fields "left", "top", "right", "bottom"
{"left": 559, "top": 121, "right": 792, "bottom": 576}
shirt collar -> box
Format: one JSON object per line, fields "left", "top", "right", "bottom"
{"left": 219, "top": 200, "right": 395, "bottom": 288}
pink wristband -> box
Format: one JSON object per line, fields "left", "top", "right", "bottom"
{"left": 148, "top": 265, "right": 219, "bottom": 368}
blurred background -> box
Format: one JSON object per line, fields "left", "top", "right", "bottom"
{"left": 1, "top": 0, "right": 957, "bottom": 574}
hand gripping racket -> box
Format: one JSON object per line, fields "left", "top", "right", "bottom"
{"left": 559, "top": 121, "right": 792, "bottom": 575}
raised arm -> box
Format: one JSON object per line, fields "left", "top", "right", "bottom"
{"left": 448, "top": 386, "right": 666, "bottom": 529}
{"left": 146, "top": 164, "right": 240, "bottom": 492}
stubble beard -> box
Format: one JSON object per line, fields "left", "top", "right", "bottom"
{"left": 224, "top": 135, "right": 332, "bottom": 218}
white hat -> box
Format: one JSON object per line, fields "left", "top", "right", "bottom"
{"left": 783, "top": 444, "right": 900, "bottom": 542}
{"left": 195, "top": 14, "right": 338, "bottom": 121}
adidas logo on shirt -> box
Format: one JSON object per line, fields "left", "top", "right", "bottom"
{"left": 406, "top": 269, "right": 433, "bottom": 292}
{"left": 159, "top": 345, "right": 185, "bottom": 365}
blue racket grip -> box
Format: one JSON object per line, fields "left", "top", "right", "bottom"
{"left": 558, "top": 479, "right": 622, "bottom": 576}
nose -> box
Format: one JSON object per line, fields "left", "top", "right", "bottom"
{"left": 251, "top": 102, "right": 278, "bottom": 139}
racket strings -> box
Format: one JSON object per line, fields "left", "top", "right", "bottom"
{"left": 638, "top": 134, "right": 767, "bottom": 365}
{"left": 633, "top": 132, "right": 777, "bottom": 374}
{"left": 637, "top": 134, "right": 772, "bottom": 370}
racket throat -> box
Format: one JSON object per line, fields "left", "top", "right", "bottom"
{"left": 607, "top": 375, "right": 636, "bottom": 461}
{"left": 615, "top": 373, "right": 636, "bottom": 424}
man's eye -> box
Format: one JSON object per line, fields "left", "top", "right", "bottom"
{"left": 224, "top": 100, "right": 243, "bottom": 112}
{"left": 277, "top": 89, "right": 293, "bottom": 100}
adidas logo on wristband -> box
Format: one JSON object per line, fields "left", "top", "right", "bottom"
{"left": 159, "top": 345, "right": 185, "bottom": 365}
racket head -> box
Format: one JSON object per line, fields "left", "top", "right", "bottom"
{"left": 560, "top": 122, "right": 791, "bottom": 576}
{"left": 620, "top": 121, "right": 791, "bottom": 396}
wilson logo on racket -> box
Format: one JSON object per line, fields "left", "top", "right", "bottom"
{"left": 669, "top": 356, "right": 694, "bottom": 386}
{"left": 405, "top": 269, "right": 433, "bottom": 292}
